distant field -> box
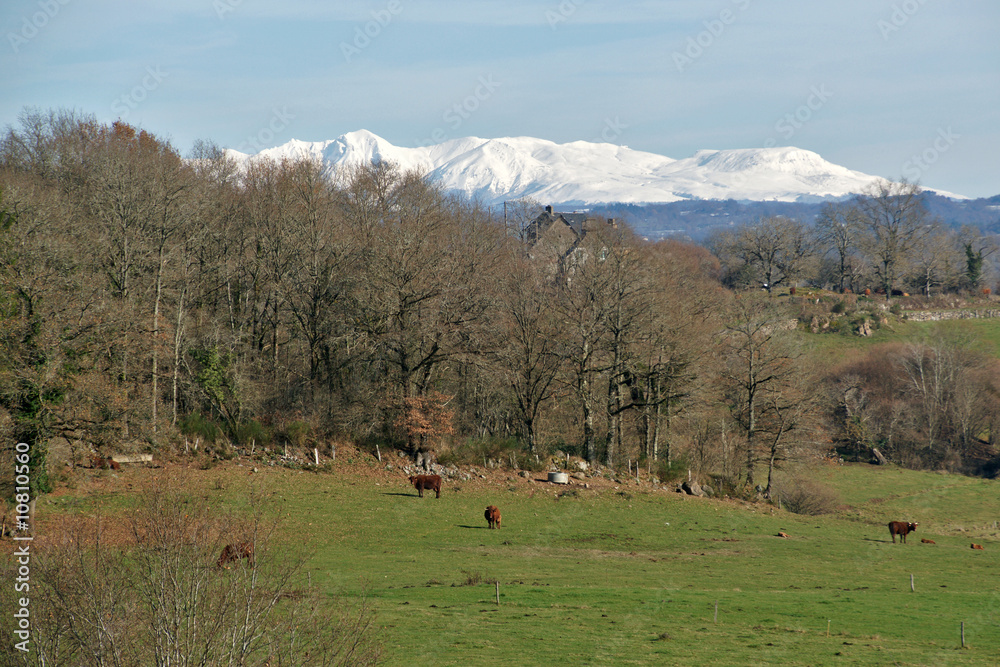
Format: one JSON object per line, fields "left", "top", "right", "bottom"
{"left": 41, "top": 459, "right": 1000, "bottom": 666}
{"left": 792, "top": 313, "right": 1000, "bottom": 364}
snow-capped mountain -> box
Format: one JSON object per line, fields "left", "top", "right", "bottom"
{"left": 224, "top": 130, "right": 961, "bottom": 205}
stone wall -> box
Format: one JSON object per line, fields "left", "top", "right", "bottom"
{"left": 905, "top": 309, "right": 1000, "bottom": 322}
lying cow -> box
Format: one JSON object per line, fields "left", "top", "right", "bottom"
{"left": 888, "top": 521, "right": 918, "bottom": 544}
{"left": 485, "top": 505, "right": 501, "bottom": 529}
{"left": 409, "top": 474, "right": 442, "bottom": 498}
{"left": 971, "top": 543, "right": 985, "bottom": 550}
{"left": 920, "top": 538, "right": 935, "bottom": 544}
{"left": 217, "top": 542, "right": 254, "bottom": 569}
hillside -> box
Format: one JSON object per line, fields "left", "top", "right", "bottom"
{"left": 592, "top": 192, "right": 1000, "bottom": 241}
{"left": 16, "top": 455, "right": 1000, "bottom": 666}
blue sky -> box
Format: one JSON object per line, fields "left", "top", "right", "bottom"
{"left": 3, "top": 0, "right": 998, "bottom": 197}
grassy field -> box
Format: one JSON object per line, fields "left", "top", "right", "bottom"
{"left": 790, "top": 313, "right": 1000, "bottom": 365}
{"left": 41, "top": 459, "right": 1000, "bottom": 666}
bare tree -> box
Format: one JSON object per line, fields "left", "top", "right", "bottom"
{"left": 278, "top": 159, "right": 359, "bottom": 408}
{"left": 757, "top": 364, "right": 817, "bottom": 498}
{"left": 500, "top": 197, "right": 543, "bottom": 241}
{"left": 345, "top": 163, "right": 504, "bottom": 446}
{"left": 853, "top": 179, "right": 931, "bottom": 299}
{"left": 495, "top": 255, "right": 563, "bottom": 453}
{"left": 598, "top": 227, "right": 654, "bottom": 467}
{"left": 717, "top": 294, "right": 804, "bottom": 490}
{"left": 553, "top": 238, "right": 614, "bottom": 463}
{"left": 906, "top": 224, "right": 960, "bottom": 297}
{"left": 815, "top": 202, "right": 864, "bottom": 293}
{"left": 710, "top": 216, "right": 815, "bottom": 293}
{"left": 636, "top": 240, "right": 721, "bottom": 462}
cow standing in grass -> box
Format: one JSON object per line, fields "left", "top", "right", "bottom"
{"left": 217, "top": 542, "right": 254, "bottom": 569}
{"left": 888, "top": 521, "right": 918, "bottom": 543}
{"left": 409, "top": 474, "right": 442, "bottom": 498}
{"left": 485, "top": 505, "right": 501, "bottom": 529}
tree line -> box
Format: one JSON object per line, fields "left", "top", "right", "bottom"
{"left": 708, "top": 180, "right": 998, "bottom": 298}
{"left": 1, "top": 109, "right": 998, "bottom": 500}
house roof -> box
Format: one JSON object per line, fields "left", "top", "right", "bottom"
{"left": 524, "top": 206, "right": 607, "bottom": 245}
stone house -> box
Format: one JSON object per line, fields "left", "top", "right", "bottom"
{"left": 523, "top": 205, "right": 617, "bottom": 277}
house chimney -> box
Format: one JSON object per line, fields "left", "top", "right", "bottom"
{"left": 545, "top": 205, "right": 553, "bottom": 215}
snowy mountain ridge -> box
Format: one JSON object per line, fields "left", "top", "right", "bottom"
{"left": 224, "top": 130, "right": 964, "bottom": 205}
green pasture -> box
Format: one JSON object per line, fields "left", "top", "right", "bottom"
{"left": 792, "top": 315, "right": 1000, "bottom": 365}
{"left": 56, "top": 462, "right": 1000, "bottom": 666}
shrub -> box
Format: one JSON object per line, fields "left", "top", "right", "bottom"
{"left": 232, "top": 419, "right": 272, "bottom": 448}
{"left": 282, "top": 420, "right": 311, "bottom": 448}
{"left": 655, "top": 455, "right": 692, "bottom": 484}
{"left": 0, "top": 482, "right": 382, "bottom": 665}
{"left": 458, "top": 570, "right": 489, "bottom": 586}
{"left": 179, "top": 412, "right": 221, "bottom": 444}
{"left": 831, "top": 300, "right": 847, "bottom": 314}
{"left": 773, "top": 477, "right": 841, "bottom": 515}
{"left": 706, "top": 474, "right": 741, "bottom": 498}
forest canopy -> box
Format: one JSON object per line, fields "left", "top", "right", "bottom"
{"left": 2, "top": 109, "right": 998, "bottom": 499}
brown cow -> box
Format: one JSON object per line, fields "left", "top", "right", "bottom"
{"left": 91, "top": 456, "right": 120, "bottom": 470}
{"left": 920, "top": 538, "right": 935, "bottom": 544}
{"left": 409, "top": 474, "right": 442, "bottom": 498}
{"left": 888, "top": 521, "right": 918, "bottom": 543}
{"left": 971, "top": 543, "right": 985, "bottom": 550}
{"left": 485, "top": 505, "right": 501, "bottom": 529}
{"left": 217, "top": 542, "right": 254, "bottom": 569}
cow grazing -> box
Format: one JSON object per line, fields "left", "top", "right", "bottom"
{"left": 888, "top": 521, "right": 918, "bottom": 543}
{"left": 971, "top": 543, "right": 985, "bottom": 550}
{"left": 91, "top": 456, "right": 120, "bottom": 470}
{"left": 217, "top": 542, "right": 254, "bottom": 569}
{"left": 920, "top": 538, "right": 935, "bottom": 544}
{"left": 485, "top": 505, "right": 501, "bottom": 529}
{"left": 409, "top": 474, "right": 442, "bottom": 498}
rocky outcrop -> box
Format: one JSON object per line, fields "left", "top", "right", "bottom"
{"left": 681, "top": 480, "right": 704, "bottom": 497}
